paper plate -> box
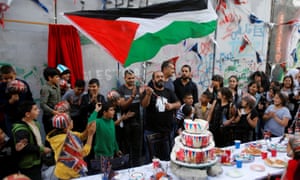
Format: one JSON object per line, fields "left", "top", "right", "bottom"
{"left": 226, "top": 169, "right": 243, "bottom": 178}
{"left": 130, "top": 172, "right": 145, "bottom": 180}
{"left": 250, "top": 164, "right": 265, "bottom": 172}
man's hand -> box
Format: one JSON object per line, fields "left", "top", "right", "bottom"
{"left": 145, "top": 87, "right": 153, "bottom": 96}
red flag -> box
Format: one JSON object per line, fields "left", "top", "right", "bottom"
{"left": 278, "top": 19, "right": 299, "bottom": 26}
{"left": 216, "top": 0, "right": 227, "bottom": 12}
{"left": 0, "top": 3, "right": 9, "bottom": 28}
{"left": 239, "top": 34, "right": 251, "bottom": 53}
{"left": 234, "top": 0, "right": 247, "bottom": 5}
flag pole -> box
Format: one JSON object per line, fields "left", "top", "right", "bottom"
{"left": 54, "top": 0, "right": 57, "bottom": 24}
{"left": 117, "top": 62, "right": 120, "bottom": 88}
{"left": 142, "top": 62, "right": 147, "bottom": 85}
{"left": 211, "top": 29, "right": 218, "bottom": 77}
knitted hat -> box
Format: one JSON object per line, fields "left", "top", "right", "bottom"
{"left": 54, "top": 101, "right": 70, "bottom": 113}
{"left": 6, "top": 80, "right": 27, "bottom": 94}
{"left": 52, "top": 113, "right": 71, "bottom": 129}
{"left": 107, "top": 90, "right": 120, "bottom": 102}
{"left": 56, "top": 64, "right": 70, "bottom": 75}
{"left": 290, "top": 135, "right": 300, "bottom": 153}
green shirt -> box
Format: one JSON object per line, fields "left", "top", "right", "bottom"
{"left": 88, "top": 111, "right": 119, "bottom": 157}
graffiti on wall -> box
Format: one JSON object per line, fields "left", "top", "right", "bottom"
{"left": 214, "top": 0, "right": 270, "bottom": 87}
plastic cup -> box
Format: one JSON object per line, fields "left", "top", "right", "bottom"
{"left": 271, "top": 149, "right": 277, "bottom": 157}
{"left": 236, "top": 159, "right": 242, "bottom": 168}
{"left": 261, "top": 151, "right": 268, "bottom": 159}
{"left": 152, "top": 158, "right": 160, "bottom": 168}
{"left": 225, "top": 149, "right": 231, "bottom": 159}
{"left": 221, "top": 153, "right": 228, "bottom": 163}
{"left": 234, "top": 140, "right": 241, "bottom": 149}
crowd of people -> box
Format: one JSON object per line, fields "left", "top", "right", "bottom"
{"left": 1, "top": 62, "right": 300, "bottom": 179}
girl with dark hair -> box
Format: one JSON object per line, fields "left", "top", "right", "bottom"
{"left": 207, "top": 87, "right": 236, "bottom": 147}
{"left": 249, "top": 71, "right": 270, "bottom": 92}
{"left": 246, "top": 81, "right": 260, "bottom": 105}
{"left": 228, "top": 75, "right": 242, "bottom": 107}
{"left": 281, "top": 75, "right": 298, "bottom": 129}
{"left": 233, "top": 95, "right": 259, "bottom": 143}
{"left": 205, "top": 74, "right": 224, "bottom": 102}
{"left": 263, "top": 92, "right": 291, "bottom": 137}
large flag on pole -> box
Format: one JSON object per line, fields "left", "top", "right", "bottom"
{"left": 63, "top": 0, "right": 217, "bottom": 67}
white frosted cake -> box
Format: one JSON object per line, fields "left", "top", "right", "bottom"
{"left": 184, "top": 119, "right": 209, "bottom": 134}
{"left": 181, "top": 130, "right": 212, "bottom": 148}
{"left": 171, "top": 119, "right": 216, "bottom": 165}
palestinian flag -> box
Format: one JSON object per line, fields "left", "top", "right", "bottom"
{"left": 63, "top": 0, "right": 217, "bottom": 67}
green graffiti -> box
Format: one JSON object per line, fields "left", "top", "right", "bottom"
{"left": 24, "top": 70, "right": 33, "bottom": 79}
{"left": 0, "top": 62, "right": 10, "bottom": 66}
{"left": 80, "top": 34, "right": 92, "bottom": 45}
{"left": 226, "top": 65, "right": 237, "bottom": 71}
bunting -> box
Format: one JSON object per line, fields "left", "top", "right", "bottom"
{"left": 0, "top": 2, "right": 9, "bottom": 28}
{"left": 234, "top": 0, "right": 247, "bottom": 5}
{"left": 255, "top": 51, "right": 263, "bottom": 63}
{"left": 239, "top": 34, "right": 251, "bottom": 53}
{"left": 31, "top": 0, "right": 48, "bottom": 13}
{"left": 189, "top": 43, "right": 203, "bottom": 61}
{"left": 249, "top": 13, "right": 263, "bottom": 24}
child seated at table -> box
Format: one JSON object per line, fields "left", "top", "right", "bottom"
{"left": 281, "top": 134, "right": 300, "bottom": 180}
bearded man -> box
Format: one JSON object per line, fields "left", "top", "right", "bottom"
{"left": 173, "top": 64, "right": 198, "bottom": 105}
{"left": 141, "top": 71, "right": 180, "bottom": 162}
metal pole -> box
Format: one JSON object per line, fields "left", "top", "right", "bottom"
{"left": 54, "top": 0, "right": 57, "bottom": 24}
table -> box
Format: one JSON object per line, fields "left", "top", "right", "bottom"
{"left": 75, "top": 137, "right": 289, "bottom": 180}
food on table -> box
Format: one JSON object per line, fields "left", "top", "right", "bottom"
{"left": 264, "top": 158, "right": 287, "bottom": 168}
{"left": 243, "top": 146, "right": 261, "bottom": 156}
{"left": 214, "top": 148, "right": 224, "bottom": 156}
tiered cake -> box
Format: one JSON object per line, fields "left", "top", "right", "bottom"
{"left": 171, "top": 119, "right": 217, "bottom": 167}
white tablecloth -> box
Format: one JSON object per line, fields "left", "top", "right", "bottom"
{"left": 75, "top": 137, "right": 289, "bottom": 180}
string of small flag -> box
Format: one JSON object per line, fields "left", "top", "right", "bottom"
{"left": 0, "top": 2, "right": 9, "bottom": 28}
{"left": 215, "top": 0, "right": 300, "bottom": 64}
{"left": 216, "top": 0, "right": 300, "bottom": 30}
{"left": 0, "top": 0, "right": 82, "bottom": 28}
